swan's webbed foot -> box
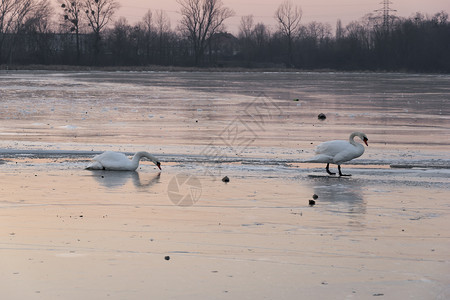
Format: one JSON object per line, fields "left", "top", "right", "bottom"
{"left": 326, "top": 163, "right": 336, "bottom": 175}
{"left": 338, "top": 165, "right": 351, "bottom": 177}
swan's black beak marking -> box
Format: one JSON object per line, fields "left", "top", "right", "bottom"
{"left": 157, "top": 162, "right": 161, "bottom": 170}
{"left": 363, "top": 137, "right": 368, "bottom": 146}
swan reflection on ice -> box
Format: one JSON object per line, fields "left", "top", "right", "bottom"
{"left": 90, "top": 171, "right": 161, "bottom": 189}
{"left": 308, "top": 177, "right": 367, "bottom": 220}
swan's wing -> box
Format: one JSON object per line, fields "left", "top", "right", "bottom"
{"left": 314, "top": 140, "right": 365, "bottom": 164}
{"left": 93, "top": 151, "right": 127, "bottom": 162}
{"left": 86, "top": 151, "right": 131, "bottom": 170}
{"left": 315, "top": 140, "right": 350, "bottom": 156}
{"left": 91, "top": 151, "right": 133, "bottom": 170}
{"left": 333, "top": 145, "right": 365, "bottom": 164}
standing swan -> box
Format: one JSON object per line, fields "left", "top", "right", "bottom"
{"left": 306, "top": 132, "right": 368, "bottom": 176}
{"left": 86, "top": 151, "right": 161, "bottom": 171}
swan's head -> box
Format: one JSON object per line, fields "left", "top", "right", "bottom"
{"left": 359, "top": 133, "right": 369, "bottom": 146}
{"left": 351, "top": 132, "right": 368, "bottom": 146}
{"left": 137, "top": 151, "right": 162, "bottom": 170}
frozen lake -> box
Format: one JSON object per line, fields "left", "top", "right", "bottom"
{"left": 0, "top": 71, "right": 449, "bottom": 299}
{"left": 0, "top": 71, "right": 449, "bottom": 165}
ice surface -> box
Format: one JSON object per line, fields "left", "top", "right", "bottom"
{"left": 0, "top": 71, "right": 449, "bottom": 299}
{"left": 1, "top": 71, "right": 449, "bottom": 172}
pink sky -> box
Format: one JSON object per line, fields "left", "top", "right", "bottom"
{"left": 115, "top": 0, "right": 450, "bottom": 32}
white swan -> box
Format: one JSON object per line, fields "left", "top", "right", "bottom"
{"left": 306, "top": 132, "right": 368, "bottom": 176}
{"left": 86, "top": 151, "right": 161, "bottom": 171}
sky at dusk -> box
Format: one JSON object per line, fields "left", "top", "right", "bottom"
{"left": 115, "top": 0, "right": 450, "bottom": 33}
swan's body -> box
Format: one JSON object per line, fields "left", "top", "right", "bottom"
{"left": 86, "top": 151, "right": 161, "bottom": 171}
{"left": 306, "top": 132, "right": 368, "bottom": 176}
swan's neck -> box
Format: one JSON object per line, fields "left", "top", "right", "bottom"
{"left": 349, "top": 133, "right": 358, "bottom": 146}
{"left": 132, "top": 151, "right": 158, "bottom": 165}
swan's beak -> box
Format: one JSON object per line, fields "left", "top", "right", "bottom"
{"left": 363, "top": 138, "right": 368, "bottom": 146}
{"left": 156, "top": 162, "right": 162, "bottom": 170}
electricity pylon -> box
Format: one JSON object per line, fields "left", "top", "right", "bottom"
{"left": 375, "top": 0, "right": 396, "bottom": 31}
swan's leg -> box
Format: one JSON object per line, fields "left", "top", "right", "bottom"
{"left": 326, "top": 163, "right": 336, "bottom": 175}
{"left": 338, "top": 165, "right": 351, "bottom": 177}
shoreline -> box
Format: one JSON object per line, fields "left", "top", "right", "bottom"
{"left": 1, "top": 64, "right": 446, "bottom": 75}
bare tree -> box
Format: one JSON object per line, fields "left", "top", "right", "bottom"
{"left": 0, "top": 0, "right": 18, "bottom": 61}
{"left": 20, "top": 0, "right": 54, "bottom": 63}
{"left": 142, "top": 9, "right": 153, "bottom": 33}
{"left": 253, "top": 23, "right": 269, "bottom": 48}
{"left": 155, "top": 10, "right": 170, "bottom": 37}
{"left": 0, "top": 0, "right": 41, "bottom": 64}
{"left": 336, "top": 19, "right": 344, "bottom": 40}
{"left": 275, "top": 0, "right": 302, "bottom": 66}
{"left": 110, "top": 16, "right": 132, "bottom": 64}
{"left": 239, "top": 15, "right": 254, "bottom": 39}
{"left": 59, "top": 0, "right": 84, "bottom": 63}
{"left": 83, "top": 0, "right": 119, "bottom": 61}
{"left": 155, "top": 10, "right": 171, "bottom": 63}
{"left": 0, "top": 0, "right": 17, "bottom": 36}
{"left": 300, "top": 21, "right": 332, "bottom": 46}
{"left": 177, "top": 0, "right": 234, "bottom": 65}
{"left": 26, "top": 0, "right": 53, "bottom": 32}
{"left": 139, "top": 10, "right": 154, "bottom": 63}
{"left": 238, "top": 15, "right": 254, "bottom": 65}
{"left": 253, "top": 23, "right": 270, "bottom": 62}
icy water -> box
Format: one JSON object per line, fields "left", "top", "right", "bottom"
{"left": 0, "top": 71, "right": 449, "bottom": 299}
{"left": 0, "top": 71, "right": 449, "bottom": 164}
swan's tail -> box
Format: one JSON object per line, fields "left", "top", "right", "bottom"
{"left": 302, "top": 154, "right": 333, "bottom": 163}
{"left": 85, "top": 161, "right": 103, "bottom": 170}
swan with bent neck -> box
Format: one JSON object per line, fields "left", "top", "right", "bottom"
{"left": 306, "top": 132, "right": 368, "bottom": 176}
{"left": 86, "top": 151, "right": 161, "bottom": 171}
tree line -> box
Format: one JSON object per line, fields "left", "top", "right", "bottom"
{"left": 0, "top": 0, "right": 449, "bottom": 72}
